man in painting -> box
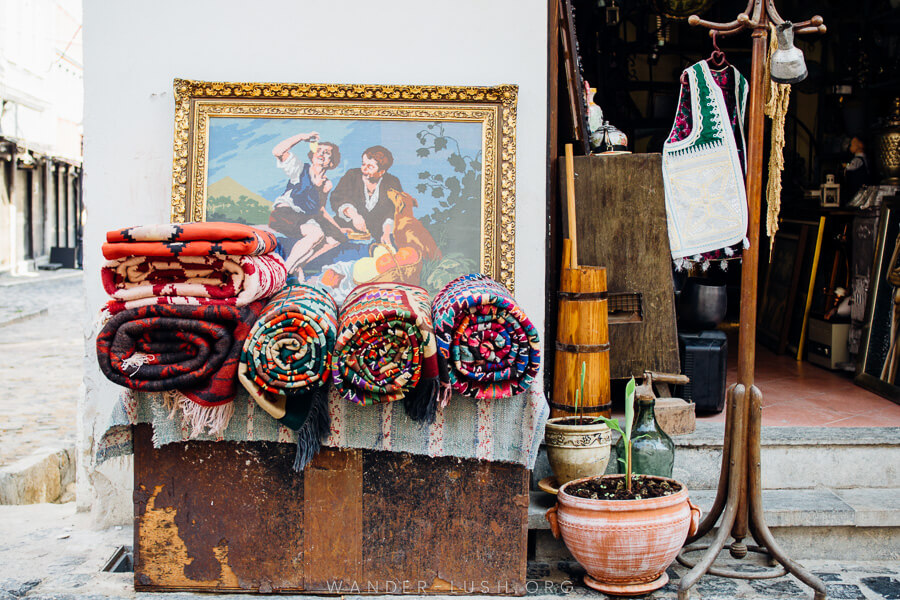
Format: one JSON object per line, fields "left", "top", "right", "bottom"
{"left": 330, "top": 145, "right": 403, "bottom": 246}
{"left": 269, "top": 132, "right": 353, "bottom": 274}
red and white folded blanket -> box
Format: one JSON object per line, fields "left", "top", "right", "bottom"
{"left": 102, "top": 222, "right": 279, "bottom": 260}
{"left": 101, "top": 253, "right": 286, "bottom": 314}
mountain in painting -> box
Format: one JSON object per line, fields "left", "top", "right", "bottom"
{"left": 207, "top": 177, "right": 273, "bottom": 225}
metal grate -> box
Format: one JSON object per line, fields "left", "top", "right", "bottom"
{"left": 608, "top": 292, "right": 643, "bottom": 323}
{"left": 102, "top": 545, "right": 134, "bottom": 573}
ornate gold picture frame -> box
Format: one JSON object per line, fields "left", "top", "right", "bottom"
{"left": 170, "top": 79, "right": 517, "bottom": 296}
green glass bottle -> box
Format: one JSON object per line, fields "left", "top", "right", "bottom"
{"left": 616, "top": 396, "right": 675, "bottom": 478}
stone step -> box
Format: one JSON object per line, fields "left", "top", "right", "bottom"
{"left": 532, "top": 423, "right": 900, "bottom": 491}
{"left": 528, "top": 488, "right": 900, "bottom": 561}
{"left": 0, "top": 445, "right": 76, "bottom": 504}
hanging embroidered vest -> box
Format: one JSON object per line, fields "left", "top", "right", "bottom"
{"left": 662, "top": 61, "right": 749, "bottom": 261}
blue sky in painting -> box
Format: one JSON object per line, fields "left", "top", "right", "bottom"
{"left": 207, "top": 117, "right": 483, "bottom": 218}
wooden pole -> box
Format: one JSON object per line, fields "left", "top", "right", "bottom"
{"left": 564, "top": 144, "right": 578, "bottom": 269}
{"left": 736, "top": 26, "right": 768, "bottom": 389}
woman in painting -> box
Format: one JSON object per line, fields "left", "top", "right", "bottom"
{"left": 269, "top": 132, "right": 353, "bottom": 275}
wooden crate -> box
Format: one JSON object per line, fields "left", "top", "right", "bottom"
{"left": 133, "top": 424, "right": 529, "bottom": 594}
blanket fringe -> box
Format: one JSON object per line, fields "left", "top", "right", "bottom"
{"left": 121, "top": 352, "right": 152, "bottom": 376}
{"left": 404, "top": 377, "right": 439, "bottom": 425}
{"left": 165, "top": 390, "right": 234, "bottom": 438}
{"left": 438, "top": 381, "right": 453, "bottom": 408}
{"left": 292, "top": 385, "right": 331, "bottom": 472}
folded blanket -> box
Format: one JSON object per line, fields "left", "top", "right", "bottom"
{"left": 96, "top": 302, "right": 264, "bottom": 436}
{"left": 433, "top": 273, "right": 541, "bottom": 400}
{"left": 331, "top": 282, "right": 445, "bottom": 423}
{"left": 238, "top": 284, "right": 337, "bottom": 470}
{"left": 101, "top": 253, "right": 286, "bottom": 314}
{"left": 103, "top": 222, "right": 278, "bottom": 260}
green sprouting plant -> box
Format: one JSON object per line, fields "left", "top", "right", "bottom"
{"left": 573, "top": 361, "right": 586, "bottom": 423}
{"left": 594, "top": 377, "right": 637, "bottom": 492}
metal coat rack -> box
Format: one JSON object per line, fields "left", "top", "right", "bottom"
{"left": 675, "top": 2, "right": 828, "bottom": 599}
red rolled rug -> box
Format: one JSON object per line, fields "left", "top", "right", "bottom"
{"left": 95, "top": 302, "right": 264, "bottom": 436}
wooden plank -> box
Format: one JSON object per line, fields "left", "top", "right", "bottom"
{"left": 133, "top": 424, "right": 305, "bottom": 592}
{"left": 361, "top": 451, "right": 529, "bottom": 595}
{"left": 561, "top": 153, "right": 680, "bottom": 378}
{"left": 302, "top": 448, "right": 363, "bottom": 589}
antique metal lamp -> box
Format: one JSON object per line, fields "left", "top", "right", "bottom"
{"left": 675, "top": 2, "right": 828, "bottom": 599}
{"left": 770, "top": 21, "right": 809, "bottom": 83}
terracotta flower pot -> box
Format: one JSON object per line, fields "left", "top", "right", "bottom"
{"left": 545, "top": 474, "right": 701, "bottom": 596}
{"left": 543, "top": 417, "right": 611, "bottom": 486}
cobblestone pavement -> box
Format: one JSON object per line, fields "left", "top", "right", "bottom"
{"left": 0, "top": 271, "right": 84, "bottom": 467}
{"left": 0, "top": 503, "right": 899, "bottom": 600}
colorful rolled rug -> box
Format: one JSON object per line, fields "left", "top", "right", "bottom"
{"left": 238, "top": 284, "right": 337, "bottom": 471}
{"left": 95, "top": 302, "right": 264, "bottom": 436}
{"left": 432, "top": 273, "right": 541, "bottom": 400}
{"left": 101, "top": 253, "right": 286, "bottom": 313}
{"left": 331, "top": 282, "right": 445, "bottom": 423}
{"left": 102, "top": 222, "right": 279, "bottom": 260}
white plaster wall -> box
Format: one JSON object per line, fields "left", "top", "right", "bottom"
{"left": 81, "top": 0, "right": 548, "bottom": 525}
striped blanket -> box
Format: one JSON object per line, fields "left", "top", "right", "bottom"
{"left": 95, "top": 302, "right": 264, "bottom": 436}
{"left": 238, "top": 284, "right": 337, "bottom": 470}
{"left": 97, "top": 385, "right": 549, "bottom": 468}
{"left": 101, "top": 253, "right": 286, "bottom": 314}
{"left": 433, "top": 274, "right": 541, "bottom": 400}
{"left": 103, "top": 222, "right": 278, "bottom": 260}
{"left": 331, "top": 282, "right": 445, "bottom": 423}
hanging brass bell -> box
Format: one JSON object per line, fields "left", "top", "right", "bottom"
{"left": 770, "top": 22, "right": 808, "bottom": 84}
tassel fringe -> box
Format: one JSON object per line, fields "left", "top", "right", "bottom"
{"left": 404, "top": 377, "right": 439, "bottom": 425}
{"left": 292, "top": 385, "right": 331, "bottom": 472}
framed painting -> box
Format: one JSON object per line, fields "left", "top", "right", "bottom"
{"left": 170, "top": 79, "right": 517, "bottom": 299}
{"left": 856, "top": 196, "right": 900, "bottom": 403}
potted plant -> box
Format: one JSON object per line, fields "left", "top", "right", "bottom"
{"left": 545, "top": 378, "right": 701, "bottom": 596}
{"left": 543, "top": 363, "right": 611, "bottom": 487}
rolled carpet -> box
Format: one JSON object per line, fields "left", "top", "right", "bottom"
{"left": 96, "top": 302, "right": 264, "bottom": 436}
{"left": 432, "top": 273, "right": 541, "bottom": 400}
{"left": 101, "top": 253, "right": 286, "bottom": 314}
{"left": 238, "top": 284, "right": 337, "bottom": 471}
{"left": 103, "top": 222, "right": 278, "bottom": 260}
{"left": 331, "top": 282, "right": 445, "bottom": 423}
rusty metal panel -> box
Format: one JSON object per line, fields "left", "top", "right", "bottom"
{"left": 361, "top": 451, "right": 529, "bottom": 595}
{"left": 133, "top": 424, "right": 305, "bottom": 592}
{"left": 134, "top": 424, "right": 528, "bottom": 595}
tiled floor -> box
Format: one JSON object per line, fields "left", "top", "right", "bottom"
{"left": 696, "top": 341, "right": 900, "bottom": 427}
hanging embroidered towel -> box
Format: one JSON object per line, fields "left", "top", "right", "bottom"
{"left": 662, "top": 61, "right": 749, "bottom": 261}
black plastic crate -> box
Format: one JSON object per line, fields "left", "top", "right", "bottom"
{"left": 676, "top": 330, "right": 728, "bottom": 413}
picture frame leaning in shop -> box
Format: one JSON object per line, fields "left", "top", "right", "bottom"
{"left": 170, "top": 79, "right": 518, "bottom": 299}
{"left": 856, "top": 196, "right": 900, "bottom": 401}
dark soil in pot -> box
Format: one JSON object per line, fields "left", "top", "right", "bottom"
{"left": 553, "top": 417, "right": 602, "bottom": 426}
{"left": 567, "top": 475, "right": 682, "bottom": 500}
